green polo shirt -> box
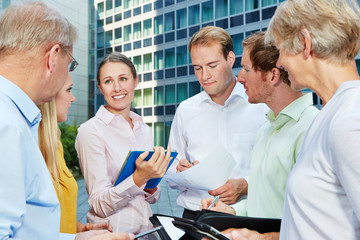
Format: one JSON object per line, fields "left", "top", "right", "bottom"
{"left": 232, "top": 93, "right": 319, "bottom": 218}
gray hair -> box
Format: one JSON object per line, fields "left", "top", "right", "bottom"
{"left": 265, "top": 0, "right": 360, "bottom": 64}
{"left": 0, "top": 1, "right": 77, "bottom": 55}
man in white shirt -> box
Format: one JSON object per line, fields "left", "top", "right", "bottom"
{"left": 167, "top": 26, "right": 268, "bottom": 219}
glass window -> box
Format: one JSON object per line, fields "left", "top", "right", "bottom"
{"left": 165, "top": 121, "right": 172, "bottom": 148}
{"left": 143, "top": 88, "right": 153, "bottom": 106}
{"left": 105, "top": 30, "right": 113, "bottom": 46}
{"left": 97, "top": 32, "right": 104, "bottom": 48}
{"left": 165, "top": 0, "right": 174, "bottom": 7}
{"left": 106, "top": 0, "right": 113, "bottom": 11}
{"left": 154, "top": 0, "right": 163, "bottom": 9}
{"left": 143, "top": 19, "right": 152, "bottom": 37}
{"left": 189, "top": 5, "right": 200, "bottom": 26}
{"left": 176, "top": 8, "right": 187, "bottom": 29}
{"left": 133, "top": 89, "right": 142, "bottom": 107}
{"left": 177, "top": 83, "right": 187, "bottom": 103}
{"left": 154, "top": 51, "right": 164, "bottom": 70}
{"left": 165, "top": 48, "right": 175, "bottom": 68}
{"left": 134, "top": 0, "right": 142, "bottom": 6}
{"left": 133, "top": 55, "right": 142, "bottom": 73}
{"left": 154, "top": 122, "right": 164, "bottom": 147}
{"left": 215, "top": 0, "right": 228, "bottom": 19}
{"left": 165, "top": 12, "right": 174, "bottom": 32}
{"left": 115, "top": 13, "right": 122, "bottom": 22}
{"left": 246, "top": 11, "right": 259, "bottom": 23}
{"left": 143, "top": 3, "right": 152, "bottom": 13}
{"left": 114, "top": 27, "right": 122, "bottom": 44}
{"left": 165, "top": 85, "right": 175, "bottom": 104}
{"left": 115, "top": 0, "right": 122, "bottom": 11}
{"left": 356, "top": 59, "right": 360, "bottom": 75}
{"left": 133, "top": 22, "right": 141, "bottom": 40}
{"left": 245, "top": 0, "right": 259, "bottom": 11}
{"left": 202, "top": 1, "right": 213, "bottom": 22}
{"left": 231, "top": 33, "right": 244, "bottom": 56}
{"left": 189, "top": 81, "right": 201, "bottom": 97}
{"left": 124, "top": 10, "right": 131, "bottom": 19}
{"left": 154, "top": 86, "right": 164, "bottom": 105}
{"left": 176, "top": 46, "right": 187, "bottom": 66}
{"left": 262, "top": 0, "right": 276, "bottom": 6}
{"left": 106, "top": 16, "right": 113, "bottom": 24}
{"left": 154, "top": 15, "right": 164, "bottom": 35}
{"left": 124, "top": 24, "right": 131, "bottom": 42}
{"left": 97, "top": 19, "right": 104, "bottom": 28}
{"left": 124, "top": 0, "right": 131, "bottom": 9}
{"left": 97, "top": 49, "right": 104, "bottom": 59}
{"left": 133, "top": 7, "right": 141, "bottom": 16}
{"left": 98, "top": 2, "right": 105, "bottom": 17}
{"left": 230, "top": 0, "right": 243, "bottom": 15}
{"left": 143, "top": 53, "right": 152, "bottom": 72}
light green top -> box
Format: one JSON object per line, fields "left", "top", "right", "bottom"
{"left": 232, "top": 93, "right": 318, "bottom": 218}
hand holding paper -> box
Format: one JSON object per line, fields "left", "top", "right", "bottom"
{"left": 176, "top": 158, "right": 199, "bottom": 173}
{"left": 164, "top": 144, "right": 236, "bottom": 191}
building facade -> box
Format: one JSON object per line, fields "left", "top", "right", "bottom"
{"left": 0, "top": 0, "right": 90, "bottom": 125}
{"left": 93, "top": 0, "right": 360, "bottom": 147}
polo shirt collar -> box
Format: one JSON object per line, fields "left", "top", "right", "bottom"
{"left": 267, "top": 93, "right": 313, "bottom": 130}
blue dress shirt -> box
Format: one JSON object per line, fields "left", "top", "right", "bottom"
{"left": 0, "top": 76, "right": 74, "bottom": 240}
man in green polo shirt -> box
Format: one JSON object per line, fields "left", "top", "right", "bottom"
{"left": 201, "top": 31, "right": 319, "bottom": 239}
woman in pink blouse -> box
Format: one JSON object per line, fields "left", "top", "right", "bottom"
{"left": 75, "top": 52, "right": 171, "bottom": 233}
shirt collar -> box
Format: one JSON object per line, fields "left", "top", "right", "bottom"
{"left": 96, "top": 105, "right": 143, "bottom": 126}
{"left": 266, "top": 93, "right": 313, "bottom": 130}
{"left": 199, "top": 79, "right": 247, "bottom": 106}
{"left": 0, "top": 75, "right": 41, "bottom": 127}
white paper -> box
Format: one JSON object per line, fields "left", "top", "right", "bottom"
{"left": 163, "top": 144, "right": 236, "bottom": 191}
{"left": 157, "top": 216, "right": 185, "bottom": 240}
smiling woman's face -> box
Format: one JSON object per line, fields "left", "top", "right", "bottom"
{"left": 97, "top": 61, "right": 139, "bottom": 116}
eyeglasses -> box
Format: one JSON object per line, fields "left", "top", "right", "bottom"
{"left": 59, "top": 45, "right": 78, "bottom": 72}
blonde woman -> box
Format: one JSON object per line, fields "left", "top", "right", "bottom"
{"left": 39, "top": 73, "right": 134, "bottom": 240}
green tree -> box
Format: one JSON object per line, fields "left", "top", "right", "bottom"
{"left": 59, "top": 123, "right": 82, "bottom": 179}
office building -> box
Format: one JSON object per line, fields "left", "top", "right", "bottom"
{"left": 0, "top": 0, "right": 91, "bottom": 125}
{"left": 94, "top": 0, "right": 360, "bottom": 146}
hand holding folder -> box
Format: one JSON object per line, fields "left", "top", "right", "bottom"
{"left": 113, "top": 148, "right": 178, "bottom": 189}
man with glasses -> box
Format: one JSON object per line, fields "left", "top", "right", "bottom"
{"left": 60, "top": 44, "right": 79, "bottom": 72}
{"left": 0, "top": 2, "right": 133, "bottom": 240}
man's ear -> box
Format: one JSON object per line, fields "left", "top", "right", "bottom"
{"left": 300, "top": 29, "right": 312, "bottom": 59}
{"left": 47, "top": 44, "right": 61, "bottom": 73}
{"left": 227, "top": 51, "right": 236, "bottom": 68}
{"left": 269, "top": 67, "right": 281, "bottom": 86}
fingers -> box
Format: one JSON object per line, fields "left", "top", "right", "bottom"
{"left": 157, "top": 145, "right": 172, "bottom": 174}
{"left": 200, "top": 197, "right": 214, "bottom": 209}
{"left": 176, "top": 158, "right": 193, "bottom": 172}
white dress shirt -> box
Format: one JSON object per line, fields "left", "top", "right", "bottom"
{"left": 167, "top": 81, "right": 268, "bottom": 210}
{"left": 280, "top": 81, "right": 360, "bottom": 239}
{"left": 75, "top": 106, "right": 160, "bottom": 233}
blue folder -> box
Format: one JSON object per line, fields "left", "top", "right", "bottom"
{"left": 113, "top": 150, "right": 178, "bottom": 189}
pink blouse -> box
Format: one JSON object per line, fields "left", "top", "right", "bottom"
{"left": 75, "top": 106, "right": 160, "bottom": 232}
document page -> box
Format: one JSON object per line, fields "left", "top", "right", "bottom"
{"left": 163, "top": 144, "right": 236, "bottom": 191}
{"left": 157, "top": 216, "right": 185, "bottom": 240}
